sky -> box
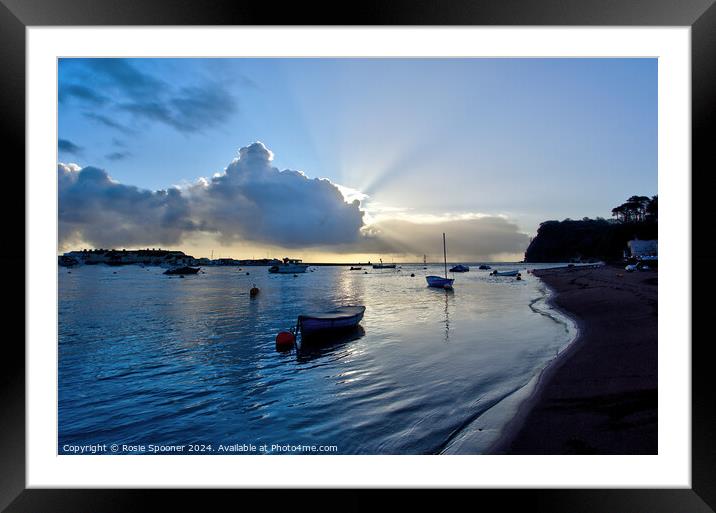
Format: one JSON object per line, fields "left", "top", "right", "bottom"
{"left": 58, "top": 58, "right": 657, "bottom": 262}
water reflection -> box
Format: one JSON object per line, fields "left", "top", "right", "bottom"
{"left": 296, "top": 325, "right": 366, "bottom": 363}
{"left": 426, "top": 287, "right": 453, "bottom": 342}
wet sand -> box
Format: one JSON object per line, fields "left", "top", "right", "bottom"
{"left": 492, "top": 265, "right": 658, "bottom": 454}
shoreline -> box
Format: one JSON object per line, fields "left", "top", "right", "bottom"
{"left": 490, "top": 265, "right": 658, "bottom": 455}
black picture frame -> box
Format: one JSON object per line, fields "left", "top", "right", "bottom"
{"left": 3, "top": 0, "right": 713, "bottom": 511}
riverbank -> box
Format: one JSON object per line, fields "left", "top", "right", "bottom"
{"left": 491, "top": 265, "right": 658, "bottom": 454}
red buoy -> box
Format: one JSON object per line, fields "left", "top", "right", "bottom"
{"left": 250, "top": 285, "right": 259, "bottom": 297}
{"left": 275, "top": 331, "right": 296, "bottom": 350}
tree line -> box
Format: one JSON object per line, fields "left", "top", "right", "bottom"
{"left": 611, "top": 195, "right": 657, "bottom": 224}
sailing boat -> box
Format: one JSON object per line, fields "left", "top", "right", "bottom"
{"left": 426, "top": 233, "right": 455, "bottom": 289}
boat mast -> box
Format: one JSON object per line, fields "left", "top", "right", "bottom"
{"left": 443, "top": 233, "right": 447, "bottom": 278}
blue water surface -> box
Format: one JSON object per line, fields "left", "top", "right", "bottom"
{"left": 58, "top": 263, "right": 575, "bottom": 454}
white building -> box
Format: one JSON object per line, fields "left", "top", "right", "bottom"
{"left": 627, "top": 239, "right": 658, "bottom": 258}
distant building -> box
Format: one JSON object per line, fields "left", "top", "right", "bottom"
{"left": 627, "top": 239, "right": 658, "bottom": 258}
{"left": 216, "top": 258, "right": 240, "bottom": 266}
{"left": 62, "top": 249, "right": 195, "bottom": 267}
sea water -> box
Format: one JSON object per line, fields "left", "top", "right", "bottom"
{"left": 58, "top": 263, "right": 576, "bottom": 455}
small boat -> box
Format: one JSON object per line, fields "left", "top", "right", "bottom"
{"left": 372, "top": 258, "right": 396, "bottom": 269}
{"left": 449, "top": 264, "right": 470, "bottom": 272}
{"left": 426, "top": 233, "right": 454, "bottom": 289}
{"left": 164, "top": 266, "right": 200, "bottom": 275}
{"left": 350, "top": 266, "right": 363, "bottom": 270}
{"left": 58, "top": 255, "right": 79, "bottom": 267}
{"left": 297, "top": 306, "right": 366, "bottom": 336}
{"left": 490, "top": 269, "right": 520, "bottom": 277}
{"left": 269, "top": 257, "right": 309, "bottom": 274}
{"left": 426, "top": 275, "right": 455, "bottom": 288}
{"left": 478, "top": 264, "right": 492, "bottom": 270}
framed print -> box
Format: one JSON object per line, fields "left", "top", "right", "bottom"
{"left": 4, "top": 0, "right": 715, "bottom": 511}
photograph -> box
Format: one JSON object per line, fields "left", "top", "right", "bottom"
{"left": 56, "top": 57, "right": 658, "bottom": 456}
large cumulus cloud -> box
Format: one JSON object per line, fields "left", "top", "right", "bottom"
{"left": 58, "top": 142, "right": 529, "bottom": 258}
{"left": 58, "top": 163, "right": 197, "bottom": 248}
{"left": 187, "top": 142, "right": 364, "bottom": 247}
{"left": 58, "top": 142, "right": 365, "bottom": 249}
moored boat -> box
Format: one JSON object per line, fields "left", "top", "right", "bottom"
{"left": 478, "top": 264, "right": 492, "bottom": 270}
{"left": 426, "top": 275, "right": 455, "bottom": 288}
{"left": 164, "top": 266, "right": 200, "bottom": 275}
{"left": 449, "top": 264, "right": 470, "bottom": 272}
{"left": 297, "top": 306, "right": 366, "bottom": 336}
{"left": 350, "top": 266, "right": 362, "bottom": 270}
{"left": 426, "top": 233, "right": 454, "bottom": 289}
{"left": 269, "top": 257, "right": 309, "bottom": 274}
{"left": 490, "top": 269, "right": 520, "bottom": 277}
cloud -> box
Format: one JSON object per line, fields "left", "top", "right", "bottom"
{"left": 187, "top": 142, "right": 365, "bottom": 246}
{"left": 168, "top": 84, "right": 238, "bottom": 132}
{"left": 58, "top": 141, "right": 528, "bottom": 258}
{"left": 58, "top": 163, "right": 198, "bottom": 249}
{"left": 58, "top": 139, "right": 83, "bottom": 156}
{"left": 117, "top": 83, "right": 237, "bottom": 134}
{"left": 354, "top": 216, "right": 530, "bottom": 260}
{"left": 105, "top": 151, "right": 131, "bottom": 161}
{"left": 76, "top": 58, "right": 165, "bottom": 100}
{"left": 58, "top": 84, "right": 108, "bottom": 106}
{"left": 58, "top": 142, "right": 365, "bottom": 250}
{"left": 84, "top": 113, "right": 134, "bottom": 135}
{"left": 62, "top": 59, "right": 238, "bottom": 135}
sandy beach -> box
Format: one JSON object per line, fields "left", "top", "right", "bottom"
{"left": 492, "top": 265, "right": 658, "bottom": 454}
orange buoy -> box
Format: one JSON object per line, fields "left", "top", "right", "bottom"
{"left": 410, "top": 273, "right": 415, "bottom": 277}
{"left": 250, "top": 286, "right": 259, "bottom": 297}
{"left": 246, "top": 272, "right": 250, "bottom": 275}
{"left": 275, "top": 331, "right": 296, "bottom": 350}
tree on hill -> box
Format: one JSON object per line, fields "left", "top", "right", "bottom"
{"left": 611, "top": 195, "right": 655, "bottom": 223}
{"left": 525, "top": 194, "right": 658, "bottom": 262}
{"left": 646, "top": 195, "right": 658, "bottom": 222}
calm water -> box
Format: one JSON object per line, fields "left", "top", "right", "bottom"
{"left": 58, "top": 263, "right": 576, "bottom": 455}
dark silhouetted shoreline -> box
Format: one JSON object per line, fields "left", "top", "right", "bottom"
{"left": 492, "top": 265, "right": 658, "bottom": 454}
